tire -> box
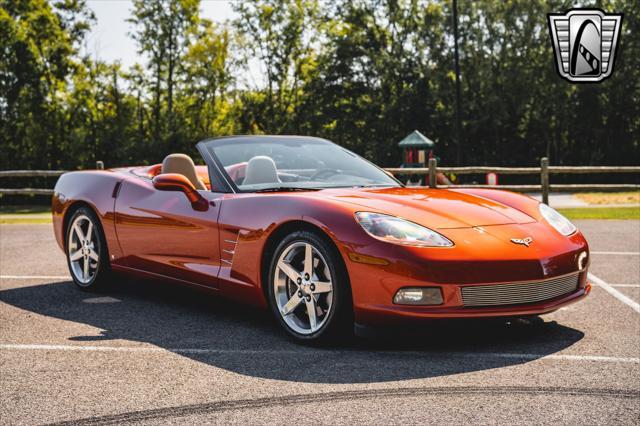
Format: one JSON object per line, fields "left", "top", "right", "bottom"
{"left": 267, "top": 230, "right": 353, "bottom": 344}
{"left": 65, "top": 207, "right": 111, "bottom": 291}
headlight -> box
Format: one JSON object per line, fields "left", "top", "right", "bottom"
{"left": 539, "top": 203, "right": 577, "bottom": 236}
{"left": 355, "top": 212, "right": 453, "bottom": 247}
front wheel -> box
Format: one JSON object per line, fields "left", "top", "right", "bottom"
{"left": 65, "top": 207, "right": 110, "bottom": 291}
{"left": 267, "top": 230, "right": 353, "bottom": 343}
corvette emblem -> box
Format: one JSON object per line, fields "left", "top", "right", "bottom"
{"left": 548, "top": 9, "right": 623, "bottom": 83}
{"left": 511, "top": 237, "right": 533, "bottom": 247}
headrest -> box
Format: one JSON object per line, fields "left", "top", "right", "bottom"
{"left": 243, "top": 156, "right": 281, "bottom": 185}
{"left": 161, "top": 153, "right": 206, "bottom": 190}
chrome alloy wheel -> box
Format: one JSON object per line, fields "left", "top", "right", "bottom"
{"left": 67, "top": 214, "right": 100, "bottom": 285}
{"left": 274, "top": 242, "right": 334, "bottom": 335}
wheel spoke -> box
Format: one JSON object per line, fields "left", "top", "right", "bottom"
{"left": 274, "top": 241, "right": 334, "bottom": 336}
{"left": 73, "top": 223, "right": 85, "bottom": 241}
{"left": 303, "top": 243, "right": 313, "bottom": 276}
{"left": 281, "top": 293, "right": 303, "bottom": 316}
{"left": 88, "top": 250, "right": 99, "bottom": 262}
{"left": 69, "top": 249, "right": 83, "bottom": 261}
{"left": 305, "top": 297, "right": 317, "bottom": 331}
{"left": 278, "top": 260, "right": 301, "bottom": 283}
{"left": 83, "top": 258, "right": 89, "bottom": 281}
{"left": 312, "top": 280, "right": 332, "bottom": 294}
{"left": 86, "top": 221, "right": 93, "bottom": 242}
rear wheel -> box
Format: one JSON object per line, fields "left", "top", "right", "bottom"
{"left": 267, "top": 230, "right": 352, "bottom": 343}
{"left": 65, "top": 207, "right": 110, "bottom": 291}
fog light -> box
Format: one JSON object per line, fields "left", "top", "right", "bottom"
{"left": 393, "top": 287, "right": 443, "bottom": 305}
{"left": 578, "top": 251, "right": 588, "bottom": 271}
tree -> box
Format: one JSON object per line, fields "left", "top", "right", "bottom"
{"left": 128, "top": 0, "right": 198, "bottom": 147}
{"left": 181, "top": 19, "right": 236, "bottom": 140}
{"left": 1, "top": 0, "right": 638, "bottom": 179}
{"left": 0, "top": 0, "right": 94, "bottom": 169}
{"left": 297, "top": 0, "right": 450, "bottom": 165}
{"left": 233, "top": 0, "right": 320, "bottom": 133}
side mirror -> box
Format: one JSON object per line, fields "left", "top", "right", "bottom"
{"left": 152, "top": 173, "right": 208, "bottom": 211}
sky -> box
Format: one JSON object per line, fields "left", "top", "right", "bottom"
{"left": 83, "top": 0, "right": 236, "bottom": 69}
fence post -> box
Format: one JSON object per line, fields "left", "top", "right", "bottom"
{"left": 96, "top": 161, "right": 104, "bottom": 170}
{"left": 540, "top": 157, "right": 549, "bottom": 205}
{"left": 428, "top": 157, "right": 437, "bottom": 188}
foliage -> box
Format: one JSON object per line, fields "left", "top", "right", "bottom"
{"left": 0, "top": 0, "right": 638, "bottom": 172}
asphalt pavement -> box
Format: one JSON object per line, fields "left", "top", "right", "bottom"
{"left": 1, "top": 220, "right": 639, "bottom": 425}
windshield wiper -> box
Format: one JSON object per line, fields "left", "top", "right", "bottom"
{"left": 253, "top": 186, "right": 321, "bottom": 193}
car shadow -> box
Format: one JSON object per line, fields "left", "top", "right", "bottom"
{"left": 0, "top": 277, "right": 584, "bottom": 384}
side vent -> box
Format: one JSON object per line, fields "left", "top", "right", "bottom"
{"left": 220, "top": 232, "right": 239, "bottom": 266}
{"left": 112, "top": 181, "right": 123, "bottom": 199}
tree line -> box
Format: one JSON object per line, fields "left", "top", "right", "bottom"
{"left": 1, "top": 0, "right": 638, "bottom": 173}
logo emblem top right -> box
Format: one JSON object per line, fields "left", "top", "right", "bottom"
{"left": 548, "top": 9, "right": 623, "bottom": 83}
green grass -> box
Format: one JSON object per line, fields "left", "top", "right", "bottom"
{"left": 0, "top": 211, "right": 51, "bottom": 224}
{"left": 0, "top": 217, "right": 52, "bottom": 224}
{"left": 558, "top": 207, "right": 640, "bottom": 220}
{"left": 0, "top": 204, "right": 51, "bottom": 223}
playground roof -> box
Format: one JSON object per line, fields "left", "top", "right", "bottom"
{"left": 398, "top": 130, "right": 435, "bottom": 148}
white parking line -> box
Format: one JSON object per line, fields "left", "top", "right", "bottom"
{"left": 589, "top": 273, "right": 640, "bottom": 313}
{"left": 610, "top": 284, "right": 640, "bottom": 288}
{"left": 0, "top": 275, "right": 69, "bottom": 280}
{"left": 591, "top": 251, "right": 640, "bottom": 255}
{"left": 0, "top": 343, "right": 638, "bottom": 364}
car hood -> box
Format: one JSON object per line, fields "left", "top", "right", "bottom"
{"left": 321, "top": 187, "right": 537, "bottom": 229}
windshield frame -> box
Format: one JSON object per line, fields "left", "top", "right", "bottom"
{"left": 196, "top": 135, "right": 404, "bottom": 194}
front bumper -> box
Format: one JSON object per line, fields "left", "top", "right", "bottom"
{"left": 355, "top": 281, "right": 590, "bottom": 325}
{"left": 342, "top": 224, "right": 591, "bottom": 326}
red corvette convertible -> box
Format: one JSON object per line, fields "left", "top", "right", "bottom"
{"left": 52, "top": 136, "right": 590, "bottom": 342}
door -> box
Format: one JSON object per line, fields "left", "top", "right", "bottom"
{"left": 114, "top": 176, "right": 222, "bottom": 288}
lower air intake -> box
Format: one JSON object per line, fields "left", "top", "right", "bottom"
{"left": 461, "top": 273, "right": 580, "bottom": 307}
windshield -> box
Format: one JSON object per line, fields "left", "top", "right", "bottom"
{"left": 201, "top": 136, "right": 401, "bottom": 192}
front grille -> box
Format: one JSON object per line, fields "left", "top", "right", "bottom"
{"left": 461, "top": 273, "right": 580, "bottom": 307}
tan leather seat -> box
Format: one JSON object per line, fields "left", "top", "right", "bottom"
{"left": 243, "top": 156, "right": 281, "bottom": 185}
{"left": 161, "top": 154, "right": 207, "bottom": 190}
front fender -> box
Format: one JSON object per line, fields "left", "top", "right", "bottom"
{"left": 52, "top": 170, "right": 125, "bottom": 258}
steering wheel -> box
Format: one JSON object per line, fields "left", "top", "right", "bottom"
{"left": 309, "top": 168, "right": 339, "bottom": 181}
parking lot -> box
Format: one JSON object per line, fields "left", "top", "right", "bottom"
{"left": 1, "top": 220, "right": 639, "bottom": 424}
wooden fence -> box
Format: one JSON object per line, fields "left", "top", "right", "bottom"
{"left": 0, "top": 161, "right": 103, "bottom": 197}
{"left": 0, "top": 158, "right": 638, "bottom": 205}
{"left": 386, "top": 157, "right": 639, "bottom": 204}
